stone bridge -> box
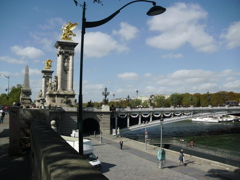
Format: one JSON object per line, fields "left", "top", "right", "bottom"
{"left": 48, "top": 106, "right": 240, "bottom": 136}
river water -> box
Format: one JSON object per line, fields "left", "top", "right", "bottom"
{"left": 121, "top": 120, "right": 240, "bottom": 151}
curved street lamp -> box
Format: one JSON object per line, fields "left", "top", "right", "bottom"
{"left": 74, "top": 0, "right": 166, "bottom": 155}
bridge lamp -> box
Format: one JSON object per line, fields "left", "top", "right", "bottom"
{"left": 74, "top": 0, "right": 166, "bottom": 155}
{"left": 159, "top": 117, "right": 164, "bottom": 169}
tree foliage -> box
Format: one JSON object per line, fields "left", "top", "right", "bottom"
{"left": 0, "top": 85, "right": 22, "bottom": 106}
{"left": 153, "top": 95, "right": 166, "bottom": 107}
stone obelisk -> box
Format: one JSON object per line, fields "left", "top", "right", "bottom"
{"left": 20, "top": 65, "right": 32, "bottom": 108}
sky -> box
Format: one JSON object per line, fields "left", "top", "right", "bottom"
{"left": 0, "top": 0, "right": 240, "bottom": 103}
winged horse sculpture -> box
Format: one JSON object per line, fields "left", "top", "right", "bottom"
{"left": 60, "top": 21, "right": 78, "bottom": 40}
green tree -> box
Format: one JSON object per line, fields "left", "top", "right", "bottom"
{"left": 153, "top": 95, "right": 166, "bottom": 107}
{"left": 9, "top": 85, "right": 22, "bottom": 105}
{"left": 141, "top": 101, "right": 148, "bottom": 107}
{"left": 130, "top": 99, "right": 142, "bottom": 107}
{"left": 169, "top": 93, "right": 183, "bottom": 107}
{"left": 193, "top": 93, "right": 201, "bottom": 107}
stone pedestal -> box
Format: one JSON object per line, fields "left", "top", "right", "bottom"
{"left": 101, "top": 105, "right": 110, "bottom": 111}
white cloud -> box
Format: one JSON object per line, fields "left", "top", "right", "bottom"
{"left": 223, "top": 80, "right": 240, "bottom": 91}
{"left": 197, "top": 83, "right": 218, "bottom": 91}
{"left": 144, "top": 73, "right": 152, "bottom": 78}
{"left": 220, "top": 21, "right": 240, "bottom": 49}
{"left": 29, "top": 68, "right": 42, "bottom": 76}
{"left": 146, "top": 3, "right": 218, "bottom": 53}
{"left": 162, "top": 53, "right": 184, "bottom": 59}
{"left": 11, "top": 46, "right": 44, "bottom": 59}
{"left": 30, "top": 32, "right": 54, "bottom": 52}
{"left": 113, "top": 22, "right": 139, "bottom": 41}
{"left": 82, "top": 32, "right": 128, "bottom": 58}
{"left": 20, "top": 68, "right": 41, "bottom": 77}
{"left": 152, "top": 69, "right": 240, "bottom": 95}
{"left": 0, "top": 56, "right": 27, "bottom": 64}
{"left": 167, "top": 69, "right": 213, "bottom": 79}
{"left": 118, "top": 72, "right": 139, "bottom": 80}
{"left": 38, "top": 18, "right": 65, "bottom": 30}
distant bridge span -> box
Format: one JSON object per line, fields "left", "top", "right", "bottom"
{"left": 115, "top": 106, "right": 240, "bottom": 133}
{"left": 50, "top": 106, "right": 240, "bottom": 135}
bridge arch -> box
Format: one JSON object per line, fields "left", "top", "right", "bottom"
{"left": 83, "top": 118, "right": 100, "bottom": 135}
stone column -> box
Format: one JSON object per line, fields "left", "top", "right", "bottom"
{"left": 150, "top": 113, "right": 152, "bottom": 122}
{"left": 127, "top": 114, "right": 130, "bottom": 127}
{"left": 138, "top": 114, "right": 141, "bottom": 124}
{"left": 57, "top": 51, "right": 63, "bottom": 91}
{"left": 55, "top": 41, "right": 78, "bottom": 92}
{"left": 68, "top": 53, "right": 74, "bottom": 92}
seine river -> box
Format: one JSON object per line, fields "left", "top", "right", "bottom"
{"left": 121, "top": 120, "right": 240, "bottom": 151}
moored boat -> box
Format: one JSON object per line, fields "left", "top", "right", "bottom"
{"left": 192, "top": 116, "right": 220, "bottom": 123}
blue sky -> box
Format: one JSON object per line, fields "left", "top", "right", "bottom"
{"left": 0, "top": 0, "right": 240, "bottom": 103}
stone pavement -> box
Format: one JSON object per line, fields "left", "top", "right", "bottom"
{"left": 89, "top": 134, "right": 240, "bottom": 180}
{"left": 0, "top": 113, "right": 31, "bottom": 180}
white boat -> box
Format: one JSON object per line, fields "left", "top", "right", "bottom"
{"left": 192, "top": 117, "right": 204, "bottom": 122}
{"left": 218, "top": 115, "right": 239, "bottom": 122}
{"left": 192, "top": 116, "right": 220, "bottom": 123}
{"left": 202, "top": 116, "right": 220, "bottom": 123}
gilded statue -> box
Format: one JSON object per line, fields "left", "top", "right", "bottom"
{"left": 43, "top": 59, "right": 53, "bottom": 69}
{"left": 60, "top": 21, "right": 78, "bottom": 40}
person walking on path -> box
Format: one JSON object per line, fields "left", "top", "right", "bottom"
{"left": 0, "top": 109, "right": 4, "bottom": 123}
{"left": 179, "top": 149, "right": 185, "bottom": 166}
{"left": 94, "top": 130, "right": 96, "bottom": 138}
{"left": 119, "top": 140, "right": 123, "bottom": 149}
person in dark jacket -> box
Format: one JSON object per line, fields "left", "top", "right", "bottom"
{"left": 179, "top": 149, "right": 185, "bottom": 166}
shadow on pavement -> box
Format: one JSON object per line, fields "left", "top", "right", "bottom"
{"left": 0, "top": 129, "right": 9, "bottom": 138}
{"left": 205, "top": 169, "right": 240, "bottom": 180}
{"left": 101, "top": 162, "right": 116, "bottom": 173}
{"left": 0, "top": 144, "right": 31, "bottom": 180}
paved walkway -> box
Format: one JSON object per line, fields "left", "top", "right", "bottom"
{"left": 89, "top": 135, "right": 240, "bottom": 180}
{"left": 0, "top": 114, "right": 31, "bottom": 180}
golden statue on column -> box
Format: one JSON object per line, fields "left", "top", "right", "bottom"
{"left": 60, "top": 21, "right": 78, "bottom": 40}
{"left": 43, "top": 59, "right": 53, "bottom": 69}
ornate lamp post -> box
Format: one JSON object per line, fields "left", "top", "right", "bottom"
{"left": 126, "top": 95, "right": 131, "bottom": 107}
{"left": 0, "top": 73, "right": 10, "bottom": 106}
{"left": 102, "top": 87, "right": 110, "bottom": 104}
{"left": 158, "top": 117, "right": 164, "bottom": 169}
{"left": 136, "top": 90, "right": 139, "bottom": 99}
{"left": 73, "top": 0, "right": 166, "bottom": 155}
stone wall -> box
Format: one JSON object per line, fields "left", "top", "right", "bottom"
{"left": 30, "top": 120, "right": 107, "bottom": 180}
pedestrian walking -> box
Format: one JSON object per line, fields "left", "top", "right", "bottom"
{"left": 0, "top": 109, "right": 4, "bottom": 123}
{"left": 1, "top": 111, "right": 5, "bottom": 123}
{"left": 94, "top": 130, "right": 96, "bottom": 138}
{"left": 178, "top": 149, "right": 185, "bottom": 166}
{"left": 119, "top": 140, "right": 123, "bottom": 149}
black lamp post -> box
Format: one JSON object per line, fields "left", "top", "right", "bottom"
{"left": 74, "top": 0, "right": 166, "bottom": 155}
